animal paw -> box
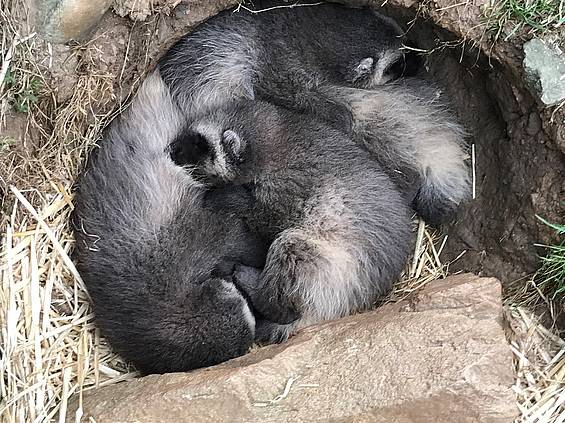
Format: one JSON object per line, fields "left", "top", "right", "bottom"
{"left": 233, "top": 264, "right": 300, "bottom": 325}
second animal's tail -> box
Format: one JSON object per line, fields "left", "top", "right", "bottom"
{"left": 329, "top": 80, "right": 471, "bottom": 225}
{"left": 72, "top": 72, "right": 257, "bottom": 374}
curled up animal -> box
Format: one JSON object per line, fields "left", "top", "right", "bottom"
{"left": 72, "top": 3, "right": 470, "bottom": 375}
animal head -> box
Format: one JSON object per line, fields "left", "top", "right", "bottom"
{"left": 328, "top": 10, "right": 423, "bottom": 87}
{"left": 169, "top": 116, "right": 247, "bottom": 184}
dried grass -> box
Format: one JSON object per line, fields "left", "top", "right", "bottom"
{"left": 1, "top": 186, "right": 137, "bottom": 423}
{"left": 387, "top": 219, "right": 451, "bottom": 303}
{"left": 508, "top": 306, "right": 565, "bottom": 422}
{"left": 0, "top": 188, "right": 450, "bottom": 422}
{"left": 1, "top": 1, "right": 139, "bottom": 421}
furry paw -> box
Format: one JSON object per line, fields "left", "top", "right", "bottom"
{"left": 254, "top": 320, "right": 294, "bottom": 344}
{"left": 234, "top": 265, "right": 301, "bottom": 325}
{"left": 233, "top": 264, "right": 300, "bottom": 325}
{"left": 413, "top": 184, "right": 460, "bottom": 226}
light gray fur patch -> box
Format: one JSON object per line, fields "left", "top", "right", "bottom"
{"left": 169, "top": 31, "right": 256, "bottom": 118}
{"left": 110, "top": 71, "right": 205, "bottom": 229}
{"left": 331, "top": 83, "right": 471, "bottom": 207}
{"left": 220, "top": 281, "right": 256, "bottom": 335}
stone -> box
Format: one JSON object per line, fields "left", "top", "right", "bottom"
{"left": 523, "top": 38, "right": 565, "bottom": 106}
{"left": 67, "top": 274, "right": 517, "bottom": 422}
{"left": 37, "top": 0, "right": 113, "bottom": 43}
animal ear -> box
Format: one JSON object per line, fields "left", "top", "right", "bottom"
{"left": 353, "top": 57, "right": 375, "bottom": 82}
{"left": 373, "top": 47, "right": 423, "bottom": 85}
{"left": 221, "top": 129, "right": 246, "bottom": 162}
{"left": 371, "top": 49, "right": 419, "bottom": 85}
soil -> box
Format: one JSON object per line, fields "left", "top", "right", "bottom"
{"left": 399, "top": 16, "right": 565, "bottom": 285}
{"left": 3, "top": 0, "right": 565, "bottom": 289}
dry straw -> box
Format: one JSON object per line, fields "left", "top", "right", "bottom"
{"left": 1, "top": 185, "right": 137, "bottom": 423}
{"left": 1, "top": 1, "right": 564, "bottom": 422}
{"left": 0, "top": 186, "right": 449, "bottom": 422}
{"left": 508, "top": 306, "right": 565, "bottom": 422}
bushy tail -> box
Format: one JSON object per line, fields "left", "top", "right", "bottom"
{"left": 328, "top": 79, "right": 471, "bottom": 225}
{"left": 72, "top": 72, "right": 255, "bottom": 374}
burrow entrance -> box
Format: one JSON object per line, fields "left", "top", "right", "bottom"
{"left": 380, "top": 7, "right": 565, "bottom": 290}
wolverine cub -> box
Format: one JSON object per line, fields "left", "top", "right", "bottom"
{"left": 159, "top": 2, "right": 469, "bottom": 225}
{"left": 175, "top": 100, "right": 413, "bottom": 341}
{"left": 159, "top": 1, "right": 420, "bottom": 129}
{"left": 326, "top": 79, "right": 470, "bottom": 225}
{"left": 72, "top": 72, "right": 282, "bottom": 374}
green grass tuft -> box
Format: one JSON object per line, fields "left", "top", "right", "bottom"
{"left": 0, "top": 137, "right": 17, "bottom": 152}
{"left": 535, "top": 216, "right": 565, "bottom": 298}
{"left": 485, "top": 0, "right": 565, "bottom": 40}
{"left": 4, "top": 68, "right": 42, "bottom": 113}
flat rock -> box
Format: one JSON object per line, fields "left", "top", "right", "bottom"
{"left": 37, "top": 0, "right": 113, "bottom": 43}
{"left": 523, "top": 38, "right": 565, "bottom": 106}
{"left": 68, "top": 274, "right": 516, "bottom": 422}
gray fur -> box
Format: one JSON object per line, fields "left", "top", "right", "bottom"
{"left": 158, "top": 1, "right": 417, "bottom": 129}
{"left": 73, "top": 2, "right": 470, "bottom": 371}
{"left": 72, "top": 72, "right": 272, "bottom": 374}
{"left": 182, "top": 101, "right": 413, "bottom": 342}
{"left": 159, "top": 2, "right": 468, "bottom": 224}
{"left": 323, "top": 79, "right": 471, "bottom": 224}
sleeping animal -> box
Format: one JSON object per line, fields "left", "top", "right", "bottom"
{"left": 175, "top": 99, "right": 413, "bottom": 341}
{"left": 159, "top": 0, "right": 420, "bottom": 130}
{"left": 159, "top": 2, "right": 469, "bottom": 225}
{"left": 72, "top": 72, "right": 282, "bottom": 374}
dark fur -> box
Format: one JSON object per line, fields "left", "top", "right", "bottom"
{"left": 325, "top": 79, "right": 470, "bottom": 225}
{"left": 159, "top": 2, "right": 469, "bottom": 225}
{"left": 73, "top": 3, "right": 470, "bottom": 372}
{"left": 178, "top": 100, "right": 413, "bottom": 340}
{"left": 159, "top": 1, "right": 420, "bottom": 130}
{"left": 72, "top": 73, "right": 275, "bottom": 374}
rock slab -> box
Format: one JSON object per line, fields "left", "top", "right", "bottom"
{"left": 69, "top": 274, "right": 516, "bottom": 422}
{"left": 523, "top": 38, "right": 565, "bottom": 106}
{"left": 38, "top": 0, "right": 113, "bottom": 43}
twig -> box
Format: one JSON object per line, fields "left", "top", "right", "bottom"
{"left": 9, "top": 185, "right": 84, "bottom": 285}
{"left": 235, "top": 1, "right": 323, "bottom": 14}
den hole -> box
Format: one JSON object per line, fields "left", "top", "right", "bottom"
{"left": 378, "top": 7, "right": 555, "bottom": 294}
